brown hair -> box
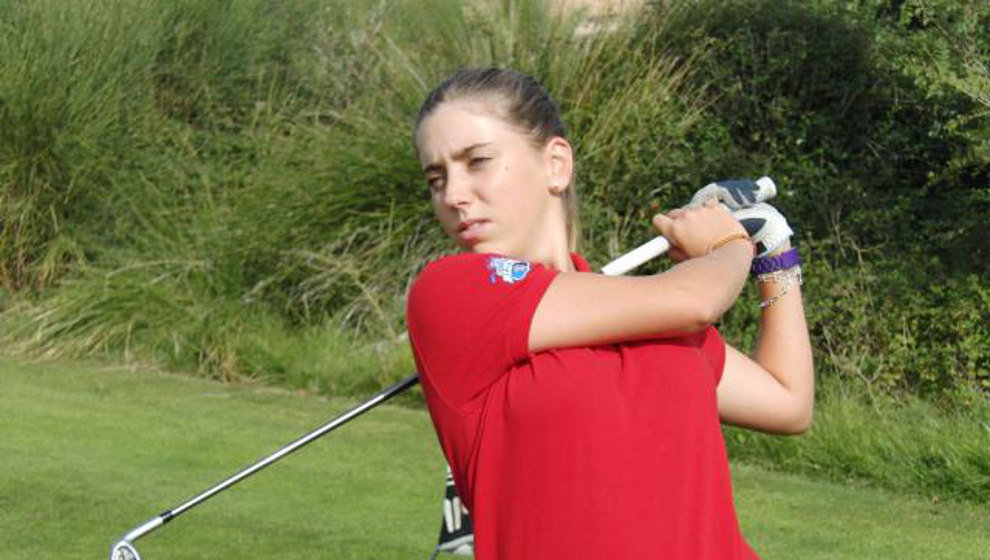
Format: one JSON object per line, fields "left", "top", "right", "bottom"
{"left": 415, "top": 68, "right": 580, "bottom": 250}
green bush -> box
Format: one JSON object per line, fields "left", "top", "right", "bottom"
{"left": 648, "top": 0, "right": 990, "bottom": 398}
{"left": 876, "top": 0, "right": 990, "bottom": 271}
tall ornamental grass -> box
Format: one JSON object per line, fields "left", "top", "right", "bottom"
{"left": 0, "top": 0, "right": 710, "bottom": 386}
{"left": 0, "top": 0, "right": 162, "bottom": 289}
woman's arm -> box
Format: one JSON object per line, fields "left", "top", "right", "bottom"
{"left": 716, "top": 239, "right": 815, "bottom": 434}
{"left": 529, "top": 201, "right": 753, "bottom": 353}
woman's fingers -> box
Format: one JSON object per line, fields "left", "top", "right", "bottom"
{"left": 652, "top": 203, "right": 747, "bottom": 259}
{"left": 652, "top": 212, "right": 673, "bottom": 234}
{"left": 667, "top": 246, "right": 689, "bottom": 262}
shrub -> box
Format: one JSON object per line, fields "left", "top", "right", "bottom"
{"left": 649, "top": 0, "right": 990, "bottom": 398}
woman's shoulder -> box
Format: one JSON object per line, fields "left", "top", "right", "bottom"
{"left": 412, "top": 252, "right": 543, "bottom": 291}
{"left": 411, "top": 253, "right": 482, "bottom": 295}
{"left": 406, "top": 252, "right": 560, "bottom": 406}
{"left": 417, "top": 252, "right": 487, "bottom": 277}
{"left": 407, "top": 251, "right": 556, "bottom": 332}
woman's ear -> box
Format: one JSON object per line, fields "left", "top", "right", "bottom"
{"left": 544, "top": 136, "right": 574, "bottom": 195}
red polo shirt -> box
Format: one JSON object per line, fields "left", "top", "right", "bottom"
{"left": 407, "top": 252, "right": 759, "bottom": 560}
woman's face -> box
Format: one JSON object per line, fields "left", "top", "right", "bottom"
{"left": 416, "top": 100, "right": 564, "bottom": 259}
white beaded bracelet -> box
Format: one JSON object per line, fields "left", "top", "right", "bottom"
{"left": 757, "top": 267, "right": 803, "bottom": 309}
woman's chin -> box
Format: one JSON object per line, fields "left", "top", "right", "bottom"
{"left": 464, "top": 240, "right": 504, "bottom": 256}
{"left": 466, "top": 242, "right": 493, "bottom": 254}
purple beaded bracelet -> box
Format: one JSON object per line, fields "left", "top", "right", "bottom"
{"left": 751, "top": 247, "right": 801, "bottom": 276}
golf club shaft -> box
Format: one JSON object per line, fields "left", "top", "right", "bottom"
{"left": 122, "top": 374, "right": 420, "bottom": 542}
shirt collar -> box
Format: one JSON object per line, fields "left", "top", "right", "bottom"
{"left": 570, "top": 252, "right": 592, "bottom": 273}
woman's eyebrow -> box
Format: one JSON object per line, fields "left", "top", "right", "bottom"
{"left": 422, "top": 141, "right": 494, "bottom": 174}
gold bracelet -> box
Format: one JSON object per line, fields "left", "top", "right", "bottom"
{"left": 709, "top": 233, "right": 753, "bottom": 254}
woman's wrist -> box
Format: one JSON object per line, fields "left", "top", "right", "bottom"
{"left": 709, "top": 234, "right": 755, "bottom": 283}
{"left": 751, "top": 244, "right": 800, "bottom": 276}
{"left": 756, "top": 267, "right": 803, "bottom": 308}
{"left": 752, "top": 243, "right": 802, "bottom": 308}
{"left": 767, "top": 239, "right": 792, "bottom": 256}
{"left": 711, "top": 234, "right": 755, "bottom": 260}
{"left": 709, "top": 232, "right": 754, "bottom": 255}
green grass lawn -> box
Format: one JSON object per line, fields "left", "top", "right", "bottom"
{"left": 2, "top": 358, "right": 988, "bottom": 560}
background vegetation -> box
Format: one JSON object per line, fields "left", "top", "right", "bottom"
{"left": 0, "top": 0, "right": 987, "bottom": 501}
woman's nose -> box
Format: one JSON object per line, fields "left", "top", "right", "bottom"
{"left": 442, "top": 174, "right": 473, "bottom": 207}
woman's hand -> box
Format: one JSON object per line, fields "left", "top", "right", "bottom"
{"left": 732, "top": 203, "right": 794, "bottom": 257}
{"left": 651, "top": 198, "right": 749, "bottom": 262}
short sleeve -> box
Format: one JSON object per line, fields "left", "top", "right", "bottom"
{"left": 697, "top": 325, "right": 727, "bottom": 384}
{"left": 406, "top": 253, "right": 558, "bottom": 410}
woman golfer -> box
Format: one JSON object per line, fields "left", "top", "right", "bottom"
{"left": 407, "top": 68, "right": 813, "bottom": 559}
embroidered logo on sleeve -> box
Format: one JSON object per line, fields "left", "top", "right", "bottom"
{"left": 487, "top": 256, "right": 531, "bottom": 284}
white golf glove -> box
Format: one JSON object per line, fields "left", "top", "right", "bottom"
{"left": 733, "top": 203, "right": 793, "bottom": 257}
{"left": 690, "top": 177, "right": 776, "bottom": 211}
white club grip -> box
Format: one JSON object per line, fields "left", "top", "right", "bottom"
{"left": 755, "top": 176, "right": 776, "bottom": 201}
{"left": 601, "top": 236, "right": 671, "bottom": 276}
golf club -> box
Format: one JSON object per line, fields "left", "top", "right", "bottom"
{"left": 109, "top": 177, "right": 776, "bottom": 560}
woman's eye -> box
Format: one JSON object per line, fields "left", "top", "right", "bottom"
{"left": 426, "top": 175, "right": 444, "bottom": 192}
{"left": 469, "top": 156, "right": 490, "bottom": 167}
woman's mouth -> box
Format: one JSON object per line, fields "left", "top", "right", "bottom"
{"left": 457, "top": 219, "right": 488, "bottom": 244}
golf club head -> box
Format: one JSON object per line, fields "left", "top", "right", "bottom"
{"left": 109, "top": 540, "right": 142, "bottom": 560}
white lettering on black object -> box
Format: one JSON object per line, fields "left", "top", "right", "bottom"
{"left": 444, "top": 499, "right": 454, "bottom": 532}
{"left": 444, "top": 496, "right": 469, "bottom": 532}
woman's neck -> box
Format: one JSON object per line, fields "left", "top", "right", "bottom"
{"left": 520, "top": 236, "right": 574, "bottom": 273}
{"left": 525, "top": 210, "right": 575, "bottom": 272}
{"left": 540, "top": 247, "right": 576, "bottom": 273}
